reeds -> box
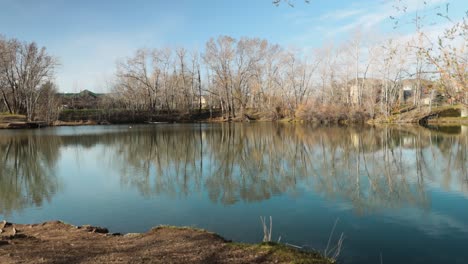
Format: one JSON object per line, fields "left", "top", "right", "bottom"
{"left": 324, "top": 218, "right": 345, "bottom": 260}
{"left": 260, "top": 216, "right": 345, "bottom": 262}
{"left": 260, "top": 216, "right": 273, "bottom": 242}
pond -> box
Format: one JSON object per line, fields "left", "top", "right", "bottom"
{"left": 0, "top": 123, "right": 467, "bottom": 264}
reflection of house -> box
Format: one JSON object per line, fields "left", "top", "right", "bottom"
{"left": 402, "top": 136, "right": 416, "bottom": 148}
{"left": 58, "top": 90, "right": 104, "bottom": 109}
{"left": 351, "top": 133, "right": 360, "bottom": 148}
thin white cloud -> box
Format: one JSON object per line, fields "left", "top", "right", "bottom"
{"left": 385, "top": 208, "right": 468, "bottom": 236}
{"left": 319, "top": 8, "right": 366, "bottom": 21}
{"left": 317, "top": 0, "right": 450, "bottom": 37}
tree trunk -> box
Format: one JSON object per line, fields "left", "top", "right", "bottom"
{"left": 1, "top": 90, "right": 13, "bottom": 114}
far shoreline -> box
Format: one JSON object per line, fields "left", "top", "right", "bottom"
{"left": 1, "top": 105, "right": 467, "bottom": 130}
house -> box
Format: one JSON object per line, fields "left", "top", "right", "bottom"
{"left": 399, "top": 79, "right": 443, "bottom": 106}
{"left": 193, "top": 95, "right": 208, "bottom": 109}
{"left": 200, "top": 96, "right": 208, "bottom": 108}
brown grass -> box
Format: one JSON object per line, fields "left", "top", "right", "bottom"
{"left": 0, "top": 221, "right": 332, "bottom": 264}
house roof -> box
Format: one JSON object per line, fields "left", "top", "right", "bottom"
{"left": 57, "top": 90, "right": 105, "bottom": 98}
{"left": 347, "top": 78, "right": 383, "bottom": 87}
{"left": 401, "top": 79, "right": 434, "bottom": 87}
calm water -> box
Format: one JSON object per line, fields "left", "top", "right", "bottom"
{"left": 1, "top": 123, "right": 467, "bottom": 263}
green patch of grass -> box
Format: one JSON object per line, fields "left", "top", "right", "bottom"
{"left": 229, "top": 242, "right": 333, "bottom": 264}
{"left": 0, "top": 113, "right": 26, "bottom": 118}
{"left": 151, "top": 225, "right": 210, "bottom": 233}
{"left": 0, "top": 114, "right": 27, "bottom": 122}
{"left": 151, "top": 225, "right": 225, "bottom": 237}
{"left": 152, "top": 226, "right": 332, "bottom": 263}
{"left": 431, "top": 104, "right": 464, "bottom": 111}
{"left": 278, "top": 118, "right": 293, "bottom": 122}
{"left": 150, "top": 225, "right": 228, "bottom": 242}
{"left": 428, "top": 117, "right": 468, "bottom": 124}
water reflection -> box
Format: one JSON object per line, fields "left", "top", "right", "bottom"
{"left": 99, "top": 124, "right": 468, "bottom": 211}
{"left": 0, "top": 135, "right": 61, "bottom": 215}
{"left": 0, "top": 124, "right": 467, "bottom": 215}
{"left": 1, "top": 124, "right": 466, "bottom": 264}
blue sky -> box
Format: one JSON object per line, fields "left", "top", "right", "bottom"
{"left": 0, "top": 0, "right": 465, "bottom": 92}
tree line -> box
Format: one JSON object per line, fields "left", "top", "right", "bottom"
{"left": 109, "top": 1, "right": 467, "bottom": 122}
{"left": 0, "top": 36, "right": 59, "bottom": 121}
{"left": 1, "top": 0, "right": 466, "bottom": 123}
{"left": 110, "top": 24, "right": 466, "bottom": 122}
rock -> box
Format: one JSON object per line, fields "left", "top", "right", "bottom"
{"left": 93, "top": 227, "right": 109, "bottom": 234}
{"left": 0, "top": 226, "right": 18, "bottom": 239}
{"left": 0, "top": 240, "right": 10, "bottom": 246}
{"left": 80, "top": 225, "right": 109, "bottom": 234}
{"left": 0, "top": 220, "right": 11, "bottom": 229}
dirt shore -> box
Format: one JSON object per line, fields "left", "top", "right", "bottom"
{"left": 0, "top": 221, "right": 331, "bottom": 264}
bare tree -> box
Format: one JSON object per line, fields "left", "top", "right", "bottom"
{"left": 204, "top": 36, "right": 236, "bottom": 120}
{"left": 392, "top": 0, "right": 468, "bottom": 106}
{"left": 0, "top": 37, "right": 57, "bottom": 121}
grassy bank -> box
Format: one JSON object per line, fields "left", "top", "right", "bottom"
{"left": 0, "top": 221, "right": 332, "bottom": 264}
{"left": 58, "top": 109, "right": 222, "bottom": 124}
{"left": 1, "top": 105, "right": 466, "bottom": 129}
{"left": 368, "top": 105, "right": 467, "bottom": 125}
{"left": 0, "top": 114, "right": 27, "bottom": 129}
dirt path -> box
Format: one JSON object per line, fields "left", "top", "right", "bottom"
{"left": 0, "top": 221, "right": 330, "bottom": 264}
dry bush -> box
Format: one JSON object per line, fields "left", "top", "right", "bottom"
{"left": 296, "top": 102, "right": 369, "bottom": 123}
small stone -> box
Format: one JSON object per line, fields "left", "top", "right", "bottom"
{"left": 0, "top": 220, "right": 10, "bottom": 229}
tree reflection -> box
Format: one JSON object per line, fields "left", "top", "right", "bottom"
{"left": 103, "top": 124, "right": 468, "bottom": 213}
{"left": 1, "top": 124, "right": 466, "bottom": 216}
{"left": 0, "top": 135, "right": 61, "bottom": 216}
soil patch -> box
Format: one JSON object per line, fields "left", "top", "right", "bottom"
{"left": 0, "top": 221, "right": 331, "bottom": 264}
